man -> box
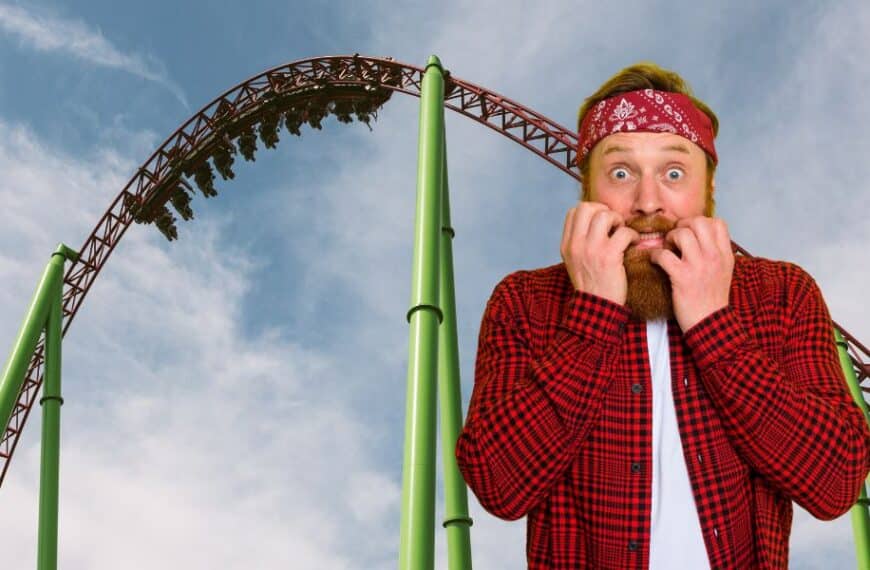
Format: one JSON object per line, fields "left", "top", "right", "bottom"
{"left": 454, "top": 62, "right": 870, "bottom": 569}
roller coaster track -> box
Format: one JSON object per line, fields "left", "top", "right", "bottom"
{"left": 2, "top": 54, "right": 867, "bottom": 488}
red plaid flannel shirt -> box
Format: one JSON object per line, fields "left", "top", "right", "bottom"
{"left": 456, "top": 255, "right": 870, "bottom": 569}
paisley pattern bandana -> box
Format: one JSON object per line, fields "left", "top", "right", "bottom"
{"left": 577, "top": 89, "right": 718, "bottom": 166}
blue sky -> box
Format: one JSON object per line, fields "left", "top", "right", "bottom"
{"left": 0, "top": 0, "right": 868, "bottom": 568}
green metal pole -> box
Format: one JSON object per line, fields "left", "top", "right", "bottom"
{"left": 0, "top": 244, "right": 76, "bottom": 435}
{"left": 854, "top": 486, "right": 870, "bottom": 570}
{"left": 436, "top": 134, "right": 473, "bottom": 570}
{"left": 37, "top": 250, "right": 67, "bottom": 570}
{"left": 399, "top": 54, "right": 445, "bottom": 570}
{"left": 835, "top": 328, "right": 870, "bottom": 570}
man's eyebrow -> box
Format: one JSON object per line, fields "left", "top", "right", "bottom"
{"left": 601, "top": 143, "right": 691, "bottom": 156}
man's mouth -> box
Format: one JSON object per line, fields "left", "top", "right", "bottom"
{"left": 633, "top": 231, "right": 665, "bottom": 250}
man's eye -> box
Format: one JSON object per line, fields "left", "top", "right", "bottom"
{"left": 611, "top": 167, "right": 629, "bottom": 180}
{"left": 666, "top": 168, "right": 684, "bottom": 181}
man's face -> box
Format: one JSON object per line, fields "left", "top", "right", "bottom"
{"left": 585, "top": 131, "right": 713, "bottom": 319}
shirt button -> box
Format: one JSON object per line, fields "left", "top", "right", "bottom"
{"left": 631, "top": 383, "right": 642, "bottom": 394}
{"left": 628, "top": 539, "right": 639, "bottom": 551}
{"left": 631, "top": 462, "right": 641, "bottom": 474}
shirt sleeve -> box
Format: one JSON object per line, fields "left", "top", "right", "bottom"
{"left": 683, "top": 264, "right": 870, "bottom": 520}
{"left": 454, "top": 270, "right": 630, "bottom": 520}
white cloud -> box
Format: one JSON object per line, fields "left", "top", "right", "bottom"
{"left": 0, "top": 119, "right": 400, "bottom": 568}
{"left": 346, "top": 470, "right": 401, "bottom": 524}
{"left": 717, "top": 0, "right": 870, "bottom": 262}
{"left": 0, "top": 3, "right": 188, "bottom": 108}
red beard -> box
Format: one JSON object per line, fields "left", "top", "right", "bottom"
{"left": 623, "top": 215, "right": 678, "bottom": 320}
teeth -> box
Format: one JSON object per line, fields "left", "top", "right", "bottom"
{"left": 639, "top": 232, "right": 663, "bottom": 239}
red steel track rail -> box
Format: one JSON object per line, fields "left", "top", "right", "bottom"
{"left": 1, "top": 54, "right": 867, "bottom": 488}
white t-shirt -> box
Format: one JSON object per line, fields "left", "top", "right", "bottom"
{"left": 646, "top": 319, "right": 711, "bottom": 569}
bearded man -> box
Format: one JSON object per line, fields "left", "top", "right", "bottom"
{"left": 455, "top": 62, "right": 870, "bottom": 569}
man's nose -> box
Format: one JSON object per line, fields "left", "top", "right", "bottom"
{"left": 632, "top": 172, "right": 664, "bottom": 216}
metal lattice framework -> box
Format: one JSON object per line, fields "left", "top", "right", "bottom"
{"left": 2, "top": 54, "right": 868, "bottom": 488}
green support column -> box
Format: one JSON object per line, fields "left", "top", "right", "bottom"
{"left": 0, "top": 243, "right": 76, "bottom": 570}
{"left": 37, "top": 250, "right": 67, "bottom": 570}
{"left": 399, "top": 55, "right": 445, "bottom": 570}
{"left": 0, "top": 245, "right": 76, "bottom": 434}
{"left": 835, "top": 328, "right": 870, "bottom": 570}
{"left": 436, "top": 135, "right": 473, "bottom": 570}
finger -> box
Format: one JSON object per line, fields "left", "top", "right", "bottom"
{"left": 609, "top": 226, "right": 640, "bottom": 253}
{"left": 666, "top": 227, "right": 701, "bottom": 261}
{"left": 679, "top": 216, "right": 732, "bottom": 259}
{"left": 685, "top": 216, "right": 732, "bottom": 260}
{"left": 675, "top": 215, "right": 709, "bottom": 229}
{"left": 649, "top": 248, "right": 681, "bottom": 276}
{"left": 574, "top": 202, "right": 610, "bottom": 237}
{"left": 587, "top": 210, "right": 624, "bottom": 247}
{"left": 684, "top": 217, "right": 717, "bottom": 257}
{"left": 675, "top": 217, "right": 694, "bottom": 228}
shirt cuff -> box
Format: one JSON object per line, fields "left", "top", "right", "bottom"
{"left": 558, "top": 289, "right": 631, "bottom": 345}
{"left": 683, "top": 305, "right": 748, "bottom": 370}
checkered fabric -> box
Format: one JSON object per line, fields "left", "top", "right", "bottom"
{"left": 455, "top": 255, "right": 870, "bottom": 569}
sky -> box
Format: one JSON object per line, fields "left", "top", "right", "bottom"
{"left": 0, "top": 0, "right": 868, "bottom": 568}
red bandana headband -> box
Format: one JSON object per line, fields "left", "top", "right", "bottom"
{"left": 577, "top": 89, "right": 718, "bottom": 166}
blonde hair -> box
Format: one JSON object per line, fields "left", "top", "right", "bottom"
{"left": 576, "top": 62, "right": 718, "bottom": 215}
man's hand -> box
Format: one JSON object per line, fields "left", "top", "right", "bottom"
{"left": 649, "top": 216, "right": 735, "bottom": 331}
{"left": 560, "top": 202, "right": 639, "bottom": 305}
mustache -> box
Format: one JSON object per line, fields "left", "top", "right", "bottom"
{"left": 626, "top": 215, "right": 675, "bottom": 234}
